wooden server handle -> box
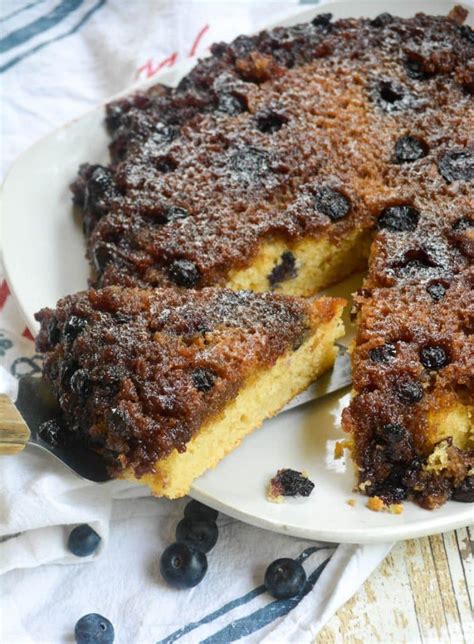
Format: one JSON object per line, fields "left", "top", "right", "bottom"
{"left": 0, "top": 394, "right": 31, "bottom": 455}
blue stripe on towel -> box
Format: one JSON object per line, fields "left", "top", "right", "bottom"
{"left": 0, "top": 1, "right": 46, "bottom": 24}
{"left": 0, "top": 0, "right": 83, "bottom": 54}
{"left": 201, "top": 558, "right": 331, "bottom": 643}
{"left": 158, "top": 547, "right": 330, "bottom": 644}
{"left": 159, "top": 586, "right": 268, "bottom": 644}
{"left": 0, "top": 0, "right": 105, "bottom": 73}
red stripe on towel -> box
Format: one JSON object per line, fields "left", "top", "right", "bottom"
{"left": 189, "top": 24, "right": 209, "bottom": 57}
{"left": 0, "top": 280, "right": 10, "bottom": 310}
{"left": 22, "top": 327, "right": 34, "bottom": 342}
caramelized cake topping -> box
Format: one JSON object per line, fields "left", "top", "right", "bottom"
{"left": 71, "top": 11, "right": 473, "bottom": 294}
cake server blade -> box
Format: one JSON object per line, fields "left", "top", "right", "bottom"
{"left": 13, "top": 376, "right": 111, "bottom": 482}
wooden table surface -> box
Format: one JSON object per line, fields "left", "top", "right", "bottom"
{"left": 317, "top": 526, "right": 473, "bottom": 643}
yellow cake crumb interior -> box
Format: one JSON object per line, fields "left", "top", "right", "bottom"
{"left": 123, "top": 309, "right": 345, "bottom": 498}
{"left": 226, "top": 231, "right": 371, "bottom": 296}
{"left": 428, "top": 403, "right": 474, "bottom": 451}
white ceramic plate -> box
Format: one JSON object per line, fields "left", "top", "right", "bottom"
{"left": 2, "top": 0, "right": 473, "bottom": 543}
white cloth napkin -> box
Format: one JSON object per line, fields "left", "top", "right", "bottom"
{"left": 0, "top": 1, "right": 392, "bottom": 641}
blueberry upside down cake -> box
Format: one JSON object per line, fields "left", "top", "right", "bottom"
{"left": 36, "top": 288, "right": 344, "bottom": 498}
{"left": 37, "top": 7, "right": 473, "bottom": 507}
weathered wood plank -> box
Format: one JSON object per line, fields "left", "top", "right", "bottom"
{"left": 317, "top": 542, "right": 422, "bottom": 643}
{"left": 403, "top": 537, "right": 449, "bottom": 641}
{"left": 317, "top": 527, "right": 473, "bottom": 644}
{"left": 443, "top": 529, "right": 473, "bottom": 642}
{"left": 429, "top": 534, "right": 465, "bottom": 643}
{"left": 456, "top": 526, "right": 473, "bottom": 607}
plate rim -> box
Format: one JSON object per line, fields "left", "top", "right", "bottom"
{"left": 190, "top": 488, "right": 474, "bottom": 544}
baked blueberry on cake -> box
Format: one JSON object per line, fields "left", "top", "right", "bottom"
{"left": 63, "top": 7, "right": 474, "bottom": 508}
{"left": 36, "top": 288, "right": 344, "bottom": 497}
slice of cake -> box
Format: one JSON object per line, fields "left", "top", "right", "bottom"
{"left": 35, "top": 287, "right": 344, "bottom": 497}
{"left": 342, "top": 214, "right": 473, "bottom": 510}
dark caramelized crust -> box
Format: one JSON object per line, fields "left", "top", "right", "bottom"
{"left": 71, "top": 11, "right": 474, "bottom": 291}
{"left": 35, "top": 287, "right": 323, "bottom": 477}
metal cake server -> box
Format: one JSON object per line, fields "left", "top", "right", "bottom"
{"left": 0, "top": 349, "right": 352, "bottom": 483}
{"left": 0, "top": 377, "right": 110, "bottom": 482}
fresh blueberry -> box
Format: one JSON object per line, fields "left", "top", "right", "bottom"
{"left": 160, "top": 542, "right": 208, "bottom": 589}
{"left": 176, "top": 517, "right": 218, "bottom": 553}
{"left": 184, "top": 500, "right": 219, "bottom": 522}
{"left": 68, "top": 524, "right": 101, "bottom": 557}
{"left": 264, "top": 558, "right": 306, "bottom": 599}
{"left": 74, "top": 613, "right": 114, "bottom": 644}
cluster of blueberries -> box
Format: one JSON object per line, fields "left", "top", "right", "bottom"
{"left": 160, "top": 499, "right": 219, "bottom": 588}
{"left": 67, "top": 500, "right": 308, "bottom": 643}
{"left": 160, "top": 500, "right": 308, "bottom": 600}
